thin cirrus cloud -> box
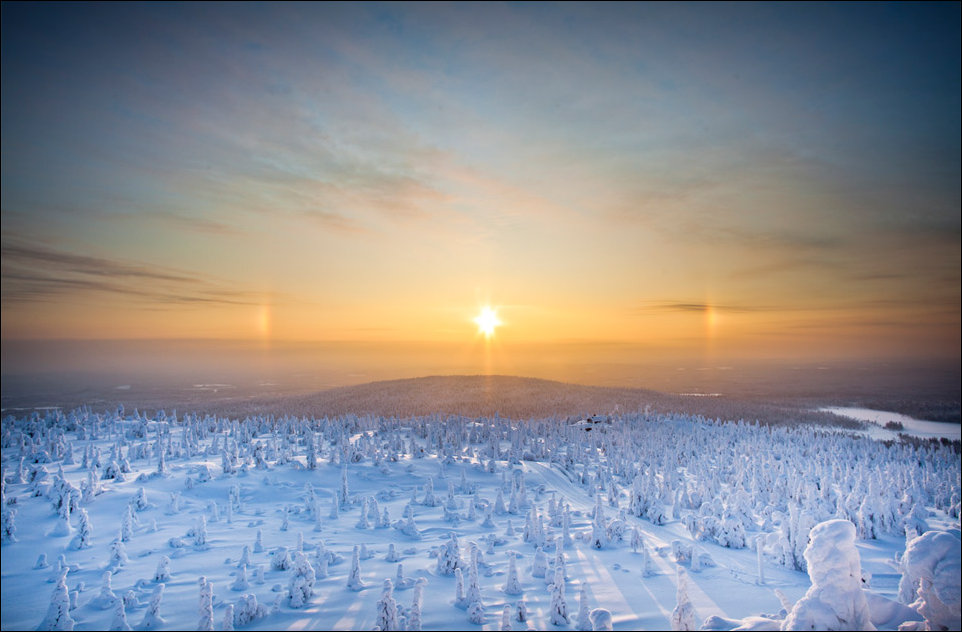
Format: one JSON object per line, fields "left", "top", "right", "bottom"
{"left": 1, "top": 238, "right": 262, "bottom": 307}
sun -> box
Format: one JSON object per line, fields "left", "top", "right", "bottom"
{"left": 474, "top": 306, "right": 501, "bottom": 338}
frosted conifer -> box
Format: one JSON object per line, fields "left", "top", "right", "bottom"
{"left": 97, "top": 571, "right": 118, "bottom": 609}
{"left": 120, "top": 506, "right": 133, "bottom": 542}
{"left": 454, "top": 567, "right": 467, "bottom": 608}
{"left": 287, "top": 551, "right": 315, "bottom": 608}
{"left": 39, "top": 569, "right": 74, "bottom": 631}
{"left": 577, "top": 585, "right": 591, "bottom": 631}
{"left": 408, "top": 578, "right": 426, "bottom": 631}
{"left": 466, "top": 547, "right": 484, "bottom": 614}
{"left": 386, "top": 542, "right": 400, "bottom": 562}
{"left": 1, "top": 506, "right": 17, "bottom": 543}
{"left": 109, "top": 594, "right": 131, "bottom": 631}
{"left": 670, "top": 568, "right": 696, "bottom": 631}
{"left": 531, "top": 546, "right": 548, "bottom": 578}
{"left": 153, "top": 555, "right": 172, "bottom": 582}
{"left": 238, "top": 545, "right": 252, "bottom": 569}
{"left": 271, "top": 546, "right": 292, "bottom": 571}
{"left": 500, "top": 604, "right": 512, "bottom": 630}
{"left": 347, "top": 544, "right": 364, "bottom": 590}
{"left": 140, "top": 583, "right": 165, "bottom": 629}
{"left": 504, "top": 553, "right": 523, "bottom": 594}
{"left": 375, "top": 578, "right": 400, "bottom": 631}
{"left": 197, "top": 576, "right": 214, "bottom": 631}
{"left": 231, "top": 564, "right": 250, "bottom": 591}
{"left": 222, "top": 604, "right": 235, "bottom": 631}
{"left": 109, "top": 537, "right": 128, "bottom": 569}
{"left": 194, "top": 515, "right": 208, "bottom": 547}
{"left": 73, "top": 508, "right": 92, "bottom": 549}
{"left": 549, "top": 567, "right": 569, "bottom": 625}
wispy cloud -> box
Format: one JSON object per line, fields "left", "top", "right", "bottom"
{"left": 143, "top": 211, "right": 243, "bottom": 236}
{"left": 635, "top": 301, "right": 774, "bottom": 314}
{"left": 1, "top": 238, "right": 264, "bottom": 307}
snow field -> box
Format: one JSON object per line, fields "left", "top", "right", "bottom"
{"left": 2, "top": 408, "right": 959, "bottom": 631}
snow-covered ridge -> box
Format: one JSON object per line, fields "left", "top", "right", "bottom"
{"left": 206, "top": 374, "right": 859, "bottom": 429}
{"left": 2, "top": 405, "right": 959, "bottom": 630}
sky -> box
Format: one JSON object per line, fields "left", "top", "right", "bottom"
{"left": 1, "top": 2, "right": 960, "bottom": 381}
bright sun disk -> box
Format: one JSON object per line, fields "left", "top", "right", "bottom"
{"left": 474, "top": 306, "right": 501, "bottom": 338}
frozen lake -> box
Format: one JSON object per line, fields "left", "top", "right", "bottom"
{"left": 821, "top": 406, "right": 961, "bottom": 441}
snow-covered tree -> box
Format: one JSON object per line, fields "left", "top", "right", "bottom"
{"left": 109, "top": 537, "right": 128, "bottom": 569}
{"left": 140, "top": 583, "right": 165, "bottom": 630}
{"left": 577, "top": 584, "right": 592, "bottom": 631}
{"left": 437, "top": 532, "right": 462, "bottom": 575}
{"left": 133, "top": 487, "right": 149, "bottom": 511}
{"left": 271, "top": 546, "right": 292, "bottom": 571}
{"left": 531, "top": 546, "right": 548, "bottom": 578}
{"left": 504, "top": 553, "right": 523, "bottom": 595}
{"left": 120, "top": 505, "right": 134, "bottom": 542}
{"left": 287, "top": 551, "right": 315, "bottom": 608}
{"left": 109, "top": 593, "right": 131, "bottom": 631}
{"left": 549, "top": 566, "right": 569, "bottom": 625}
{"left": 590, "top": 496, "right": 608, "bottom": 549}
{"left": 347, "top": 544, "right": 365, "bottom": 591}
{"left": 69, "top": 501, "right": 89, "bottom": 545}
{"left": 96, "top": 571, "right": 118, "bottom": 609}
{"left": 231, "top": 564, "right": 250, "bottom": 591}
{"left": 194, "top": 515, "right": 208, "bottom": 547}
{"left": 468, "top": 599, "right": 486, "bottom": 625}
{"left": 234, "top": 593, "right": 267, "bottom": 626}
{"left": 781, "top": 519, "right": 873, "bottom": 631}
{"left": 462, "top": 546, "right": 484, "bottom": 622}
{"left": 408, "top": 577, "right": 426, "bottom": 631}
{"left": 39, "top": 569, "right": 74, "bottom": 631}
{"left": 454, "top": 567, "right": 467, "bottom": 609}
{"left": 516, "top": 599, "right": 529, "bottom": 623}
{"left": 501, "top": 604, "right": 513, "bottom": 631}
{"left": 153, "top": 555, "right": 172, "bottom": 582}
{"left": 670, "top": 568, "right": 696, "bottom": 631}
{"left": 1, "top": 506, "right": 17, "bottom": 543}
{"left": 221, "top": 604, "right": 235, "bottom": 632}
{"left": 897, "top": 529, "right": 961, "bottom": 631}
{"left": 197, "top": 576, "right": 214, "bottom": 631}
{"left": 375, "top": 578, "right": 400, "bottom": 631}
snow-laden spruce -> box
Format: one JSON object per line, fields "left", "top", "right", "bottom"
{"left": 781, "top": 519, "right": 874, "bottom": 631}
{"left": 897, "top": 529, "right": 961, "bottom": 631}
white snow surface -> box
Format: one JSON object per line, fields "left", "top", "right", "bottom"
{"left": 1, "top": 406, "right": 959, "bottom": 631}
{"left": 820, "top": 407, "right": 961, "bottom": 441}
